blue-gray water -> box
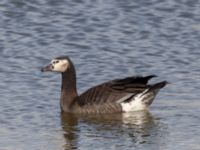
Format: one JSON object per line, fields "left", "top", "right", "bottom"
{"left": 0, "top": 0, "right": 200, "bottom": 150}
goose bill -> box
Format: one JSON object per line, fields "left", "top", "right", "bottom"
{"left": 41, "top": 64, "right": 53, "bottom": 72}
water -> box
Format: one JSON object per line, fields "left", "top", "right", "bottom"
{"left": 0, "top": 0, "right": 200, "bottom": 149}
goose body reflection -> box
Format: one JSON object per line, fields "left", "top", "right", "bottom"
{"left": 60, "top": 110, "right": 165, "bottom": 149}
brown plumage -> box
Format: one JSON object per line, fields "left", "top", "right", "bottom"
{"left": 41, "top": 56, "right": 167, "bottom": 114}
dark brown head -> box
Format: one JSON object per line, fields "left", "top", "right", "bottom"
{"left": 41, "top": 56, "right": 72, "bottom": 73}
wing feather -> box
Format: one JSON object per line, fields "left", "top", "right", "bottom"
{"left": 78, "top": 75, "right": 156, "bottom": 106}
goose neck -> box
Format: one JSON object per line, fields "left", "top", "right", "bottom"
{"left": 60, "top": 70, "right": 78, "bottom": 112}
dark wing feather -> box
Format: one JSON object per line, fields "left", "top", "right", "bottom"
{"left": 110, "top": 75, "right": 156, "bottom": 86}
{"left": 78, "top": 75, "right": 156, "bottom": 106}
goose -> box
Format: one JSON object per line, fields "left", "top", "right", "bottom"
{"left": 41, "top": 56, "right": 167, "bottom": 114}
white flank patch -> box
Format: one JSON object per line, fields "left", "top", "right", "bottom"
{"left": 121, "top": 90, "right": 149, "bottom": 112}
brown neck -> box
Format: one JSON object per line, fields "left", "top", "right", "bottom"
{"left": 60, "top": 64, "right": 78, "bottom": 112}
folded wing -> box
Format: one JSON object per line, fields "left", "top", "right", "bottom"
{"left": 78, "top": 75, "right": 162, "bottom": 106}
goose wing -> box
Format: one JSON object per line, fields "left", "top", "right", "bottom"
{"left": 78, "top": 75, "right": 157, "bottom": 106}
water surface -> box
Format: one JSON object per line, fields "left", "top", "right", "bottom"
{"left": 0, "top": 0, "right": 200, "bottom": 150}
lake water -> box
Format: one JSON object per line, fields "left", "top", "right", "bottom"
{"left": 0, "top": 0, "right": 200, "bottom": 150}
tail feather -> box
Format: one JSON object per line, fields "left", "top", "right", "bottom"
{"left": 141, "top": 75, "right": 157, "bottom": 84}
{"left": 141, "top": 81, "right": 168, "bottom": 96}
{"left": 149, "top": 81, "right": 168, "bottom": 92}
{"left": 120, "top": 80, "right": 168, "bottom": 112}
{"left": 144, "top": 75, "right": 157, "bottom": 80}
{"left": 139, "top": 81, "right": 168, "bottom": 106}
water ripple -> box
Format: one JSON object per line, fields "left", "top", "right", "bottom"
{"left": 0, "top": 0, "right": 200, "bottom": 150}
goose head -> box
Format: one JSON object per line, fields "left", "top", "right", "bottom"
{"left": 41, "top": 56, "right": 71, "bottom": 73}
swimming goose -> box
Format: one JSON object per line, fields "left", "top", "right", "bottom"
{"left": 41, "top": 56, "right": 167, "bottom": 114}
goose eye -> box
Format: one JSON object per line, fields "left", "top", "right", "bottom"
{"left": 52, "top": 60, "right": 59, "bottom": 64}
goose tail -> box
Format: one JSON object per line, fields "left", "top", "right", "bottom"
{"left": 121, "top": 81, "right": 168, "bottom": 112}
{"left": 149, "top": 81, "right": 168, "bottom": 92}
{"left": 141, "top": 81, "right": 168, "bottom": 106}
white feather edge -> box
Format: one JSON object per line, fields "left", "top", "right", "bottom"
{"left": 120, "top": 89, "right": 149, "bottom": 112}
